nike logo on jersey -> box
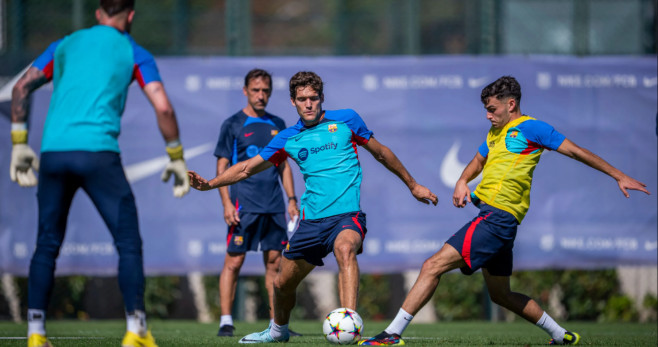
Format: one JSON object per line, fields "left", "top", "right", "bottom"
{"left": 244, "top": 132, "right": 254, "bottom": 137}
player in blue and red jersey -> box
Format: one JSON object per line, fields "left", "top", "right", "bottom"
{"left": 213, "top": 69, "right": 300, "bottom": 338}
{"left": 9, "top": 1, "right": 188, "bottom": 346}
{"left": 360, "top": 76, "right": 650, "bottom": 346}
{"left": 188, "top": 71, "right": 438, "bottom": 343}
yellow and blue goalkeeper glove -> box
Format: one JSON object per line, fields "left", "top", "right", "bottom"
{"left": 161, "top": 140, "right": 190, "bottom": 198}
{"left": 10, "top": 124, "right": 39, "bottom": 187}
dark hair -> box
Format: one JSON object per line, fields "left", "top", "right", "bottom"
{"left": 244, "top": 68, "right": 272, "bottom": 89}
{"left": 481, "top": 76, "right": 521, "bottom": 108}
{"left": 289, "top": 71, "right": 323, "bottom": 99}
{"left": 100, "top": 0, "right": 135, "bottom": 16}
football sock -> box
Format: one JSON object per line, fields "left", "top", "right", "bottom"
{"left": 126, "top": 310, "right": 148, "bottom": 335}
{"left": 220, "top": 315, "right": 234, "bottom": 327}
{"left": 269, "top": 322, "right": 288, "bottom": 340}
{"left": 385, "top": 308, "right": 414, "bottom": 336}
{"left": 27, "top": 309, "right": 46, "bottom": 336}
{"left": 536, "top": 311, "right": 567, "bottom": 341}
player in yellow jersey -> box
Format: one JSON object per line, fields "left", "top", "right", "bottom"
{"left": 360, "top": 76, "right": 650, "bottom": 346}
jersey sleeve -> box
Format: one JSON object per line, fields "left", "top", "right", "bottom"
{"left": 127, "top": 36, "right": 161, "bottom": 88}
{"left": 260, "top": 128, "right": 293, "bottom": 165}
{"left": 477, "top": 140, "right": 489, "bottom": 157}
{"left": 343, "top": 109, "right": 373, "bottom": 145}
{"left": 32, "top": 39, "right": 62, "bottom": 81}
{"left": 214, "top": 118, "right": 237, "bottom": 162}
{"left": 518, "top": 120, "right": 566, "bottom": 151}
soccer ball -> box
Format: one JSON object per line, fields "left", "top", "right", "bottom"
{"left": 322, "top": 307, "right": 364, "bottom": 345}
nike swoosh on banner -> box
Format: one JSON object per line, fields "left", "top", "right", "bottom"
{"left": 440, "top": 141, "right": 482, "bottom": 188}
{"left": 124, "top": 142, "right": 215, "bottom": 183}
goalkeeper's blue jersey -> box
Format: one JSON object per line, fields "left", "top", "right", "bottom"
{"left": 32, "top": 25, "right": 161, "bottom": 153}
{"left": 260, "top": 109, "right": 373, "bottom": 220}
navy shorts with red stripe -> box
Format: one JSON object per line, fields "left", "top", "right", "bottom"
{"left": 446, "top": 204, "right": 518, "bottom": 276}
{"left": 226, "top": 212, "right": 288, "bottom": 253}
{"left": 284, "top": 211, "right": 367, "bottom": 266}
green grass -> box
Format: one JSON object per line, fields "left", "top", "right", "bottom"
{"left": 0, "top": 320, "right": 656, "bottom": 346}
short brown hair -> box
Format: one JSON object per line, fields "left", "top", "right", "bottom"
{"left": 244, "top": 68, "right": 272, "bottom": 89}
{"left": 100, "top": 0, "right": 134, "bottom": 16}
{"left": 289, "top": 71, "right": 323, "bottom": 99}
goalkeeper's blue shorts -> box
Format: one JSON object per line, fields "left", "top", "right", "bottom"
{"left": 446, "top": 203, "right": 518, "bottom": 276}
{"left": 283, "top": 211, "right": 367, "bottom": 266}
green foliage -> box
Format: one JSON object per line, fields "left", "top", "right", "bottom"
{"left": 13, "top": 276, "right": 89, "bottom": 320}
{"left": 557, "top": 269, "right": 619, "bottom": 320}
{"left": 358, "top": 274, "right": 393, "bottom": 320}
{"left": 602, "top": 295, "right": 638, "bottom": 322}
{"left": 203, "top": 273, "right": 221, "bottom": 319}
{"left": 143, "top": 276, "right": 182, "bottom": 318}
{"left": 4, "top": 269, "right": 651, "bottom": 323}
{"left": 432, "top": 272, "right": 485, "bottom": 320}
{"left": 642, "top": 293, "right": 657, "bottom": 321}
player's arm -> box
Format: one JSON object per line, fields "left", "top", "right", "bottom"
{"left": 277, "top": 159, "right": 300, "bottom": 218}
{"left": 9, "top": 67, "right": 49, "bottom": 187}
{"left": 189, "top": 155, "right": 273, "bottom": 191}
{"left": 556, "top": 138, "right": 650, "bottom": 197}
{"left": 142, "top": 81, "right": 190, "bottom": 197}
{"left": 217, "top": 157, "right": 240, "bottom": 226}
{"left": 143, "top": 81, "right": 180, "bottom": 142}
{"left": 11, "top": 67, "right": 48, "bottom": 124}
{"left": 363, "top": 136, "right": 437, "bottom": 205}
{"left": 453, "top": 152, "right": 487, "bottom": 208}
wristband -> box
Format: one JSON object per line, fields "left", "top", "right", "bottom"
{"left": 288, "top": 196, "right": 297, "bottom": 202}
{"left": 11, "top": 130, "right": 28, "bottom": 145}
{"left": 166, "top": 144, "right": 184, "bottom": 160}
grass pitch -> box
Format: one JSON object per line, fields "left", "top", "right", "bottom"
{"left": 0, "top": 320, "right": 656, "bottom": 346}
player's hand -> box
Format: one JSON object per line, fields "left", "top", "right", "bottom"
{"left": 452, "top": 180, "right": 471, "bottom": 208}
{"left": 161, "top": 159, "right": 190, "bottom": 197}
{"left": 288, "top": 199, "right": 300, "bottom": 219}
{"left": 10, "top": 144, "right": 40, "bottom": 187}
{"left": 617, "top": 175, "right": 650, "bottom": 198}
{"left": 187, "top": 170, "right": 213, "bottom": 191}
{"left": 410, "top": 183, "right": 438, "bottom": 205}
{"left": 223, "top": 203, "right": 240, "bottom": 226}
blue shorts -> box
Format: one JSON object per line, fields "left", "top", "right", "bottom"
{"left": 226, "top": 212, "right": 287, "bottom": 253}
{"left": 446, "top": 204, "right": 518, "bottom": 276}
{"left": 284, "top": 211, "right": 367, "bottom": 266}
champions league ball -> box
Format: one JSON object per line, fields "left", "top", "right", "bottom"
{"left": 322, "top": 308, "right": 364, "bottom": 345}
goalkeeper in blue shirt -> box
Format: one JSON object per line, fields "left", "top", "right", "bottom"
{"left": 9, "top": 1, "right": 188, "bottom": 346}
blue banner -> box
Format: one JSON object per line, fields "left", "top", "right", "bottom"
{"left": 1, "top": 55, "right": 656, "bottom": 275}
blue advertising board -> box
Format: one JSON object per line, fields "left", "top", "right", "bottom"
{"left": 1, "top": 55, "right": 656, "bottom": 275}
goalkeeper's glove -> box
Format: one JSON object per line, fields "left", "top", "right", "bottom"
{"left": 10, "top": 126, "right": 40, "bottom": 187}
{"left": 161, "top": 141, "right": 190, "bottom": 198}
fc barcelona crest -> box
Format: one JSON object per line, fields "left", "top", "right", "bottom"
{"left": 328, "top": 124, "right": 338, "bottom": 133}
{"left": 234, "top": 236, "right": 244, "bottom": 246}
